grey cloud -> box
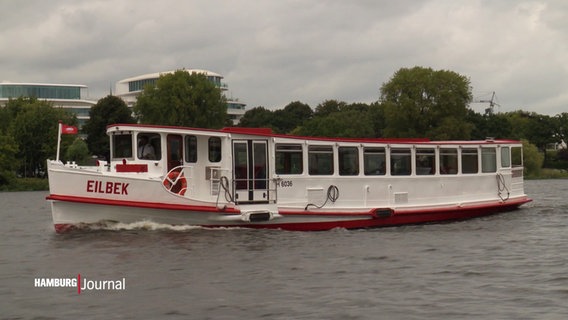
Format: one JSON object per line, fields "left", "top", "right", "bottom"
{"left": 1, "top": 0, "right": 567, "bottom": 114}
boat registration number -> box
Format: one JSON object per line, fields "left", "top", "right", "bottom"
{"left": 276, "top": 180, "right": 293, "bottom": 188}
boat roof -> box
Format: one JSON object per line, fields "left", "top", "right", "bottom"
{"left": 107, "top": 123, "right": 522, "bottom": 145}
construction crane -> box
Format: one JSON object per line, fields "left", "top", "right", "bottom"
{"left": 476, "top": 91, "right": 500, "bottom": 115}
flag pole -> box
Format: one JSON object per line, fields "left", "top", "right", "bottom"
{"left": 56, "top": 121, "right": 62, "bottom": 162}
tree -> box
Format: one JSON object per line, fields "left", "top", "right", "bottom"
{"left": 467, "top": 110, "right": 513, "bottom": 140}
{"left": 380, "top": 66, "right": 473, "bottom": 140}
{"left": 522, "top": 139, "right": 544, "bottom": 178}
{"left": 65, "top": 138, "right": 90, "bottom": 165}
{"left": 238, "top": 106, "right": 275, "bottom": 129}
{"left": 272, "top": 101, "right": 313, "bottom": 133}
{"left": 0, "top": 134, "right": 19, "bottom": 186}
{"left": 314, "top": 100, "right": 345, "bottom": 117}
{"left": 293, "top": 102, "right": 375, "bottom": 138}
{"left": 83, "top": 95, "right": 135, "bottom": 160}
{"left": 133, "top": 70, "right": 227, "bottom": 128}
{"left": 506, "top": 111, "right": 558, "bottom": 165}
{"left": 298, "top": 110, "right": 375, "bottom": 138}
{"left": 367, "top": 102, "right": 386, "bottom": 137}
{"left": 8, "top": 98, "right": 76, "bottom": 177}
{"left": 554, "top": 112, "right": 568, "bottom": 144}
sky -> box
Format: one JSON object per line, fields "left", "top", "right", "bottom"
{"left": 1, "top": 0, "right": 567, "bottom": 115}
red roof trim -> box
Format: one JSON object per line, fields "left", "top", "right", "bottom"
{"left": 221, "top": 127, "right": 273, "bottom": 135}
{"left": 106, "top": 123, "right": 521, "bottom": 145}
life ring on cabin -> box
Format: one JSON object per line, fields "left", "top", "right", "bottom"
{"left": 163, "top": 170, "right": 187, "bottom": 195}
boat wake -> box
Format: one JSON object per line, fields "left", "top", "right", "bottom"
{"left": 70, "top": 220, "right": 239, "bottom": 232}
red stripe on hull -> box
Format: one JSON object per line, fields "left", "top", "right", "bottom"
{"left": 46, "top": 194, "right": 239, "bottom": 214}
{"left": 243, "top": 199, "right": 529, "bottom": 231}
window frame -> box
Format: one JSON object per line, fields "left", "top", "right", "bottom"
{"left": 338, "top": 146, "right": 360, "bottom": 176}
{"left": 364, "top": 147, "right": 386, "bottom": 176}
{"left": 416, "top": 148, "right": 436, "bottom": 175}
{"left": 390, "top": 148, "right": 412, "bottom": 176}
{"left": 308, "top": 145, "right": 334, "bottom": 176}
{"left": 275, "top": 143, "right": 303, "bottom": 175}
{"left": 208, "top": 137, "right": 222, "bottom": 163}
{"left": 185, "top": 135, "right": 197, "bottom": 163}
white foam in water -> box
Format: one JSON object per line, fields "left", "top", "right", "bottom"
{"left": 83, "top": 220, "right": 242, "bottom": 232}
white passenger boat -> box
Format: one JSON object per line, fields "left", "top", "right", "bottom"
{"left": 46, "top": 123, "right": 531, "bottom": 232}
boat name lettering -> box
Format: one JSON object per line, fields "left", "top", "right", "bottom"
{"left": 277, "top": 180, "right": 293, "bottom": 188}
{"left": 86, "top": 180, "right": 129, "bottom": 195}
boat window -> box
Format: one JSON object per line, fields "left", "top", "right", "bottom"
{"left": 501, "top": 147, "right": 511, "bottom": 168}
{"left": 208, "top": 137, "right": 222, "bottom": 162}
{"left": 440, "top": 148, "right": 458, "bottom": 174}
{"left": 185, "top": 135, "right": 197, "bottom": 163}
{"left": 276, "top": 144, "right": 303, "bottom": 174}
{"left": 364, "top": 147, "right": 386, "bottom": 175}
{"left": 390, "top": 148, "right": 411, "bottom": 176}
{"left": 481, "top": 147, "right": 497, "bottom": 173}
{"left": 461, "top": 148, "right": 479, "bottom": 174}
{"left": 137, "top": 133, "right": 161, "bottom": 160}
{"left": 416, "top": 148, "right": 435, "bottom": 175}
{"left": 339, "top": 147, "right": 359, "bottom": 176}
{"left": 511, "top": 146, "right": 523, "bottom": 167}
{"left": 112, "top": 134, "right": 133, "bottom": 159}
{"left": 233, "top": 142, "right": 248, "bottom": 190}
{"left": 308, "top": 145, "right": 334, "bottom": 175}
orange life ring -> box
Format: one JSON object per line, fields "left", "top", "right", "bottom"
{"left": 163, "top": 171, "right": 187, "bottom": 195}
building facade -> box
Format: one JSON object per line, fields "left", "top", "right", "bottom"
{"left": 0, "top": 82, "right": 96, "bottom": 128}
{"left": 115, "top": 69, "right": 246, "bottom": 124}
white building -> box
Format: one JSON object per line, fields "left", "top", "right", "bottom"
{"left": 115, "top": 69, "right": 246, "bottom": 125}
{"left": 0, "top": 82, "right": 96, "bottom": 128}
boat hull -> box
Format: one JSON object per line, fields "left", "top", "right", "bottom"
{"left": 47, "top": 194, "right": 531, "bottom": 232}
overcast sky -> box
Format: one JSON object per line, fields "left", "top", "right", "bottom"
{"left": 2, "top": 0, "right": 567, "bottom": 115}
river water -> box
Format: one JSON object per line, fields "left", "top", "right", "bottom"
{"left": 1, "top": 180, "right": 567, "bottom": 319}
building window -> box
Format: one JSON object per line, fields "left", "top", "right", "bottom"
{"left": 391, "top": 148, "right": 411, "bottom": 176}
{"left": 128, "top": 79, "right": 157, "bottom": 92}
{"left": 185, "top": 135, "right": 197, "bottom": 163}
{"left": 364, "top": 147, "right": 386, "bottom": 175}
{"left": 208, "top": 137, "right": 222, "bottom": 162}
{"left": 339, "top": 147, "right": 359, "bottom": 176}
{"left": 461, "top": 148, "right": 479, "bottom": 174}
{"left": 276, "top": 144, "right": 303, "bottom": 174}
{"left": 0, "top": 84, "right": 81, "bottom": 99}
{"left": 416, "top": 148, "right": 435, "bottom": 175}
{"left": 440, "top": 148, "right": 458, "bottom": 174}
{"left": 308, "top": 145, "right": 334, "bottom": 175}
{"left": 481, "top": 147, "right": 497, "bottom": 173}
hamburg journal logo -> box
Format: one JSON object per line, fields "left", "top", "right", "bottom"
{"left": 34, "top": 274, "right": 126, "bottom": 294}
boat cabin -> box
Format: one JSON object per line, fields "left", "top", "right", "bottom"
{"left": 104, "top": 124, "right": 524, "bottom": 211}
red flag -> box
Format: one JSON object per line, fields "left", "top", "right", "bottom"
{"left": 61, "top": 124, "right": 78, "bottom": 135}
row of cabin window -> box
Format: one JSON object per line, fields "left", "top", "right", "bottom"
{"left": 172, "top": 135, "right": 223, "bottom": 163}
{"left": 112, "top": 133, "right": 222, "bottom": 163}
{"left": 276, "top": 144, "right": 520, "bottom": 176}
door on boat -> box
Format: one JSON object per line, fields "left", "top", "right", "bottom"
{"left": 166, "top": 134, "right": 183, "bottom": 171}
{"left": 232, "top": 140, "right": 269, "bottom": 203}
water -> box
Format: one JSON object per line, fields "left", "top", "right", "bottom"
{"left": 1, "top": 180, "right": 567, "bottom": 319}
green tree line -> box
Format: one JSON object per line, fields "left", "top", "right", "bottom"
{"left": 0, "top": 67, "right": 566, "bottom": 190}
